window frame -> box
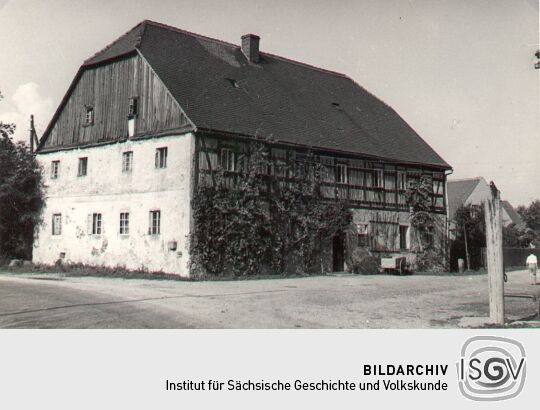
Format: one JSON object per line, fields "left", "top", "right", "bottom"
{"left": 155, "top": 147, "right": 168, "bottom": 169}
{"left": 220, "top": 148, "right": 235, "bottom": 172}
{"left": 336, "top": 163, "right": 348, "bottom": 184}
{"left": 373, "top": 168, "right": 384, "bottom": 188}
{"left": 92, "top": 213, "right": 102, "bottom": 235}
{"left": 78, "top": 157, "right": 88, "bottom": 177}
{"left": 51, "top": 160, "right": 60, "bottom": 179}
{"left": 52, "top": 213, "right": 62, "bottom": 235}
{"left": 122, "top": 151, "right": 133, "bottom": 173}
{"left": 149, "top": 210, "right": 161, "bottom": 235}
{"left": 84, "top": 106, "right": 94, "bottom": 126}
{"left": 128, "top": 97, "right": 139, "bottom": 118}
{"left": 399, "top": 225, "right": 409, "bottom": 250}
{"left": 119, "top": 212, "right": 130, "bottom": 235}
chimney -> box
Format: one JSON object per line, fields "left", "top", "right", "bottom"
{"left": 241, "top": 34, "right": 260, "bottom": 63}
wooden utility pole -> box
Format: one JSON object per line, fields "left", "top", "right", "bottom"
{"left": 483, "top": 182, "right": 504, "bottom": 324}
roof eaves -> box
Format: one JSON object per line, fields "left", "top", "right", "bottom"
{"left": 196, "top": 127, "right": 452, "bottom": 170}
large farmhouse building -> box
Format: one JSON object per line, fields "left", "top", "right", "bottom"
{"left": 33, "top": 20, "right": 451, "bottom": 276}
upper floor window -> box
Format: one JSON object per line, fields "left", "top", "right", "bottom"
{"left": 51, "top": 160, "right": 60, "bottom": 179}
{"left": 119, "top": 212, "right": 130, "bottom": 235}
{"left": 85, "top": 106, "right": 94, "bottom": 125}
{"left": 397, "top": 171, "right": 407, "bottom": 190}
{"left": 78, "top": 157, "right": 88, "bottom": 177}
{"left": 373, "top": 169, "right": 384, "bottom": 188}
{"left": 155, "top": 147, "right": 168, "bottom": 169}
{"left": 220, "top": 148, "right": 235, "bottom": 171}
{"left": 52, "top": 213, "right": 62, "bottom": 235}
{"left": 122, "top": 151, "right": 133, "bottom": 172}
{"left": 336, "top": 163, "right": 348, "bottom": 184}
{"left": 149, "top": 210, "right": 161, "bottom": 235}
{"left": 128, "top": 97, "right": 139, "bottom": 118}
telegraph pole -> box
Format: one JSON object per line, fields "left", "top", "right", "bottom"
{"left": 483, "top": 182, "right": 504, "bottom": 325}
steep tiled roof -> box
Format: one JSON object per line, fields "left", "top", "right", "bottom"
{"left": 447, "top": 177, "right": 482, "bottom": 218}
{"left": 44, "top": 20, "right": 451, "bottom": 169}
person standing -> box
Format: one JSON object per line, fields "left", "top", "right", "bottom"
{"left": 526, "top": 253, "right": 538, "bottom": 285}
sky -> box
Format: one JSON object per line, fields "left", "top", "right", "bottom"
{"left": 0, "top": 0, "right": 538, "bottom": 206}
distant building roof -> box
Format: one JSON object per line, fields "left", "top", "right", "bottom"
{"left": 501, "top": 200, "right": 524, "bottom": 226}
{"left": 39, "top": 20, "right": 451, "bottom": 169}
{"left": 447, "top": 177, "right": 483, "bottom": 218}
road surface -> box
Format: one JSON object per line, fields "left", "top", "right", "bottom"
{"left": 0, "top": 270, "right": 538, "bottom": 328}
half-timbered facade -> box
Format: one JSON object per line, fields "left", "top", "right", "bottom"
{"left": 33, "top": 20, "right": 451, "bottom": 276}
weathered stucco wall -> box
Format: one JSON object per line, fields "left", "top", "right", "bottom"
{"left": 33, "top": 133, "right": 194, "bottom": 276}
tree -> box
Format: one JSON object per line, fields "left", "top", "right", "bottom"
{"left": 0, "top": 92, "right": 45, "bottom": 260}
{"left": 453, "top": 204, "right": 486, "bottom": 270}
{"left": 517, "top": 200, "right": 540, "bottom": 247}
{"left": 0, "top": 92, "right": 16, "bottom": 138}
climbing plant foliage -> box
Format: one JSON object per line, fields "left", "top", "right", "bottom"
{"left": 405, "top": 175, "right": 447, "bottom": 271}
{"left": 190, "top": 142, "right": 352, "bottom": 276}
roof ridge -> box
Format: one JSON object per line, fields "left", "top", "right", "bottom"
{"left": 141, "top": 20, "right": 240, "bottom": 49}
{"left": 143, "top": 20, "right": 349, "bottom": 79}
{"left": 448, "top": 176, "right": 483, "bottom": 182}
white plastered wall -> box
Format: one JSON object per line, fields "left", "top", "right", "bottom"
{"left": 33, "top": 133, "right": 194, "bottom": 276}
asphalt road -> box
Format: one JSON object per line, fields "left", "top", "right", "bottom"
{"left": 0, "top": 277, "right": 195, "bottom": 328}
{"left": 0, "top": 270, "right": 538, "bottom": 328}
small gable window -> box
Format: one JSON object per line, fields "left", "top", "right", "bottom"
{"left": 85, "top": 106, "right": 94, "bottom": 125}
{"left": 128, "top": 97, "right": 139, "bottom": 118}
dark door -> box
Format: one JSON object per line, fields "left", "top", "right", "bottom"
{"left": 332, "top": 234, "right": 345, "bottom": 272}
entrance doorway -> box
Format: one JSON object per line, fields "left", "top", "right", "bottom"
{"left": 332, "top": 233, "right": 345, "bottom": 272}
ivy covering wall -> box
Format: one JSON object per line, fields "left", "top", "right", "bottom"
{"left": 189, "top": 142, "right": 352, "bottom": 277}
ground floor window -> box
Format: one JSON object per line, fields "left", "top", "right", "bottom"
{"left": 149, "top": 210, "right": 161, "bottom": 235}
{"left": 399, "top": 225, "right": 409, "bottom": 250}
{"left": 52, "top": 213, "right": 62, "bottom": 235}
{"left": 91, "top": 213, "right": 102, "bottom": 235}
{"left": 119, "top": 212, "right": 130, "bottom": 235}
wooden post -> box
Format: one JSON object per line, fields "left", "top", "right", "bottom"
{"left": 483, "top": 182, "right": 504, "bottom": 324}
{"left": 29, "top": 115, "right": 35, "bottom": 153}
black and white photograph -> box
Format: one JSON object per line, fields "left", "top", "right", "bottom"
{"left": 0, "top": 0, "right": 539, "bottom": 407}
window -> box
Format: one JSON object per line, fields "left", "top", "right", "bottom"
{"left": 78, "top": 157, "right": 88, "bottom": 177}
{"left": 220, "top": 148, "right": 235, "bottom": 171}
{"left": 397, "top": 171, "right": 407, "bottom": 190}
{"left": 91, "top": 213, "right": 102, "bottom": 235}
{"left": 85, "top": 106, "right": 94, "bottom": 125}
{"left": 149, "top": 210, "right": 161, "bottom": 235}
{"left": 128, "top": 97, "right": 139, "bottom": 118}
{"left": 119, "top": 212, "right": 129, "bottom": 235}
{"left": 373, "top": 169, "right": 384, "bottom": 188}
{"left": 155, "top": 147, "right": 168, "bottom": 168}
{"left": 399, "top": 225, "right": 409, "bottom": 250}
{"left": 51, "top": 160, "right": 60, "bottom": 179}
{"left": 336, "top": 163, "right": 348, "bottom": 184}
{"left": 52, "top": 214, "right": 62, "bottom": 235}
{"left": 122, "top": 151, "right": 133, "bottom": 172}
{"left": 357, "top": 224, "right": 368, "bottom": 247}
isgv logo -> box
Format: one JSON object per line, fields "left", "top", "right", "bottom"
{"left": 457, "top": 336, "right": 526, "bottom": 401}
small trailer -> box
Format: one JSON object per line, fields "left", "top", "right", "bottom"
{"left": 380, "top": 256, "right": 410, "bottom": 275}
